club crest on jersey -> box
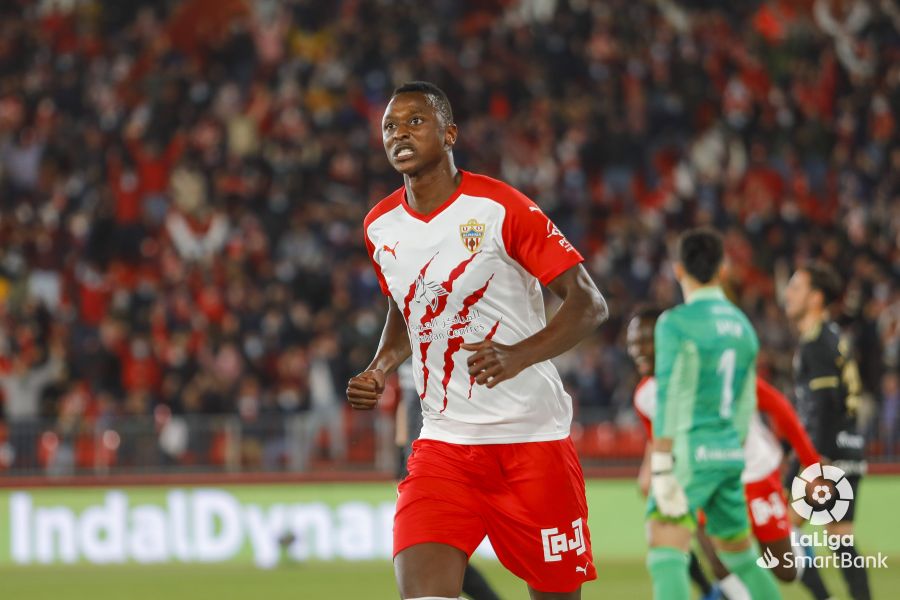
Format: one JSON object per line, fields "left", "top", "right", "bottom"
{"left": 459, "top": 218, "right": 485, "bottom": 253}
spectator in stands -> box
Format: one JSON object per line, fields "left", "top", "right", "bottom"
{"left": 0, "top": 0, "right": 897, "bottom": 474}
{"left": 291, "top": 333, "right": 346, "bottom": 471}
{"left": 0, "top": 340, "right": 64, "bottom": 470}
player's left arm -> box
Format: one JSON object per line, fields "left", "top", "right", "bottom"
{"left": 464, "top": 263, "right": 607, "bottom": 388}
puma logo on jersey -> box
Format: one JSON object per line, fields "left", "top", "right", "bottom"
{"left": 382, "top": 241, "right": 399, "bottom": 259}
{"left": 414, "top": 274, "right": 449, "bottom": 311}
{"left": 575, "top": 564, "right": 589, "bottom": 575}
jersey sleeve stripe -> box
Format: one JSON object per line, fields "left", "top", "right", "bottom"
{"left": 363, "top": 190, "right": 404, "bottom": 297}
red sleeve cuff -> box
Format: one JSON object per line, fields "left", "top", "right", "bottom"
{"left": 537, "top": 255, "right": 584, "bottom": 286}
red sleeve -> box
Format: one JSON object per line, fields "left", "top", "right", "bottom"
{"left": 756, "top": 377, "right": 820, "bottom": 466}
{"left": 363, "top": 194, "right": 401, "bottom": 297}
{"left": 364, "top": 230, "right": 389, "bottom": 296}
{"left": 497, "top": 185, "right": 584, "bottom": 285}
{"left": 636, "top": 406, "right": 652, "bottom": 438}
{"left": 633, "top": 377, "right": 654, "bottom": 438}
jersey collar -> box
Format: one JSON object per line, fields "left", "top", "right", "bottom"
{"left": 400, "top": 170, "right": 467, "bottom": 223}
{"left": 800, "top": 319, "right": 824, "bottom": 342}
{"left": 686, "top": 286, "right": 726, "bottom": 304}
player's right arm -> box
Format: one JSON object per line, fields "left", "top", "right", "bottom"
{"left": 652, "top": 312, "right": 682, "bottom": 441}
{"left": 649, "top": 312, "right": 688, "bottom": 517}
{"left": 346, "top": 296, "right": 411, "bottom": 410}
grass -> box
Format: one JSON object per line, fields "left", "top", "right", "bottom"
{"left": 2, "top": 557, "right": 896, "bottom": 599}
{"left": 1, "top": 477, "right": 896, "bottom": 599}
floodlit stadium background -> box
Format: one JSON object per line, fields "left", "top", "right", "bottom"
{"left": 0, "top": 0, "right": 898, "bottom": 598}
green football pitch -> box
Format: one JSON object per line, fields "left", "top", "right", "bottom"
{"left": 2, "top": 477, "right": 897, "bottom": 599}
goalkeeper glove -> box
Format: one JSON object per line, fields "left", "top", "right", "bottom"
{"left": 650, "top": 451, "right": 688, "bottom": 518}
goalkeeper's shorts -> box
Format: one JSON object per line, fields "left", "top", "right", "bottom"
{"left": 647, "top": 466, "right": 750, "bottom": 541}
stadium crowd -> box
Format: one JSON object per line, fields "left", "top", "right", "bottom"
{"left": 0, "top": 0, "right": 898, "bottom": 472}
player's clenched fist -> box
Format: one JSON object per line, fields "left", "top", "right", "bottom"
{"left": 462, "top": 339, "right": 528, "bottom": 389}
{"left": 347, "top": 369, "right": 385, "bottom": 410}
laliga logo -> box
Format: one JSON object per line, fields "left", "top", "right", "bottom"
{"left": 790, "top": 463, "right": 854, "bottom": 525}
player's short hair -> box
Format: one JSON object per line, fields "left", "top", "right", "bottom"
{"left": 802, "top": 262, "right": 843, "bottom": 306}
{"left": 677, "top": 228, "right": 724, "bottom": 284}
{"left": 629, "top": 304, "right": 663, "bottom": 324}
{"left": 392, "top": 81, "right": 454, "bottom": 127}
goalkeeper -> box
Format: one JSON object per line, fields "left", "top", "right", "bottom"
{"left": 645, "top": 229, "right": 780, "bottom": 600}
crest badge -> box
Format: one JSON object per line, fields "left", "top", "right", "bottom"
{"left": 459, "top": 218, "right": 485, "bottom": 253}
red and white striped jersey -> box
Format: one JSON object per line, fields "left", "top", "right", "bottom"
{"left": 364, "top": 170, "right": 584, "bottom": 444}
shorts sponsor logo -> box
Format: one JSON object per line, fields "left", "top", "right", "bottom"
{"left": 749, "top": 491, "right": 787, "bottom": 526}
{"left": 790, "top": 463, "right": 852, "bottom": 525}
{"left": 693, "top": 445, "right": 743, "bottom": 462}
{"left": 540, "top": 518, "right": 586, "bottom": 563}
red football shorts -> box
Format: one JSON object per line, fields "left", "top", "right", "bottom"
{"left": 744, "top": 469, "right": 791, "bottom": 543}
{"left": 394, "top": 436, "right": 597, "bottom": 593}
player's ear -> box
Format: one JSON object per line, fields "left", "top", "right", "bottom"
{"left": 672, "top": 261, "right": 685, "bottom": 282}
{"left": 444, "top": 123, "right": 458, "bottom": 149}
{"left": 717, "top": 261, "right": 728, "bottom": 282}
{"left": 811, "top": 288, "right": 825, "bottom": 311}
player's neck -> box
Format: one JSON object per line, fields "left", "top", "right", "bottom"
{"left": 681, "top": 278, "right": 720, "bottom": 302}
{"left": 403, "top": 161, "right": 461, "bottom": 216}
{"left": 796, "top": 309, "right": 825, "bottom": 338}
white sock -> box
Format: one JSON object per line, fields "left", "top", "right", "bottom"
{"left": 719, "top": 573, "right": 751, "bottom": 600}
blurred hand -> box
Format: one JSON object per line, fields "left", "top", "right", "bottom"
{"left": 651, "top": 471, "right": 688, "bottom": 518}
{"left": 462, "top": 339, "right": 528, "bottom": 389}
{"left": 346, "top": 369, "right": 385, "bottom": 410}
{"left": 650, "top": 452, "right": 688, "bottom": 518}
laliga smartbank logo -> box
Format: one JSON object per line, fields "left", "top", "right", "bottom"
{"left": 790, "top": 462, "right": 853, "bottom": 525}
{"left": 754, "top": 463, "right": 888, "bottom": 571}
